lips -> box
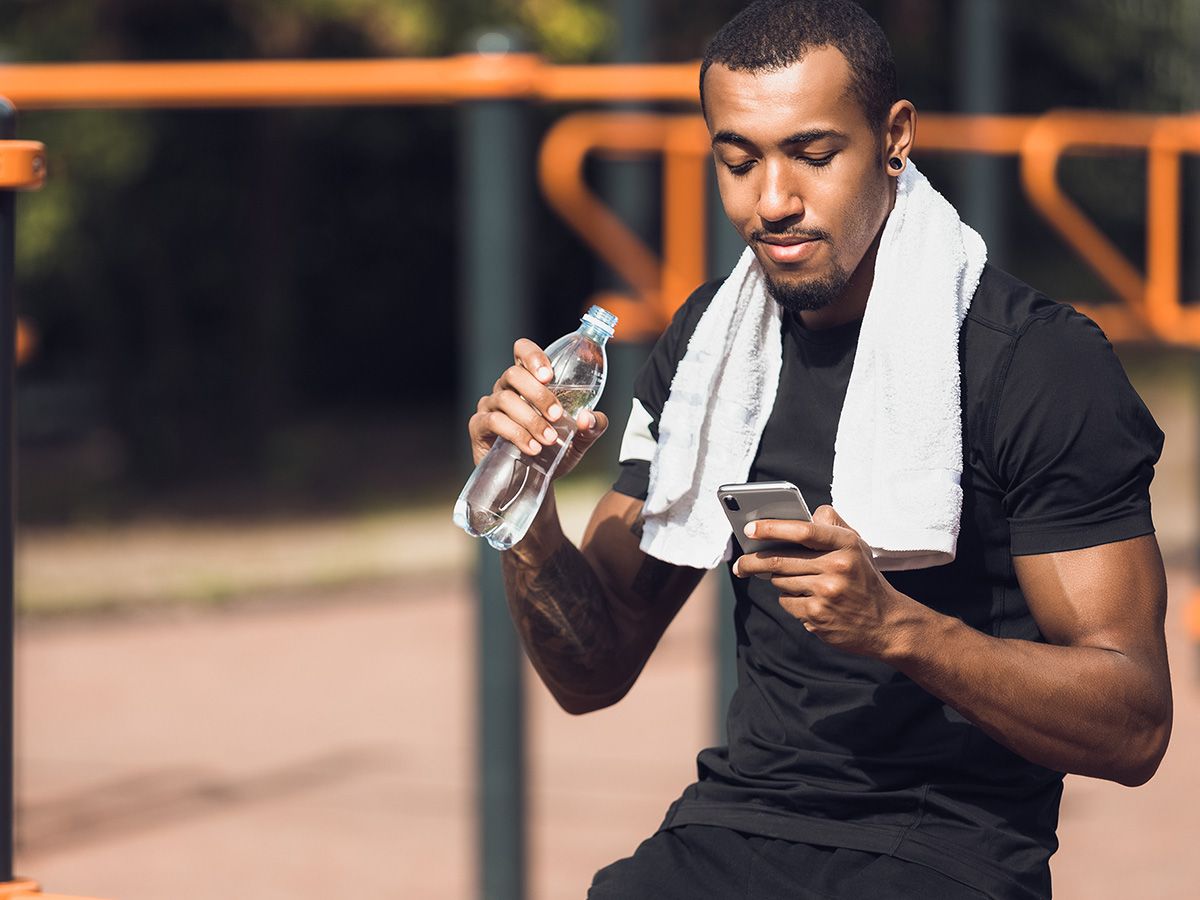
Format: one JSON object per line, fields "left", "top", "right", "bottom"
{"left": 758, "top": 238, "right": 820, "bottom": 264}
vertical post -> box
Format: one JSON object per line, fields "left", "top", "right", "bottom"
{"left": 597, "top": 0, "right": 656, "bottom": 469}
{"left": 707, "top": 169, "right": 743, "bottom": 744}
{"left": 955, "top": 0, "right": 1008, "bottom": 266}
{"left": 458, "top": 34, "right": 530, "bottom": 900}
{"left": 0, "top": 98, "right": 16, "bottom": 883}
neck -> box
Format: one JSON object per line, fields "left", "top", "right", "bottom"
{"left": 797, "top": 177, "right": 897, "bottom": 331}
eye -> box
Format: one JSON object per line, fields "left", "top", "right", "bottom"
{"left": 726, "top": 160, "right": 756, "bottom": 177}
{"left": 800, "top": 153, "right": 837, "bottom": 168}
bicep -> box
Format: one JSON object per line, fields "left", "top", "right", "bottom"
{"left": 581, "top": 490, "right": 705, "bottom": 658}
{"left": 1014, "top": 535, "right": 1168, "bottom": 665}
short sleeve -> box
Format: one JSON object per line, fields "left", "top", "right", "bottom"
{"left": 992, "top": 305, "right": 1164, "bottom": 555}
{"left": 611, "top": 281, "right": 721, "bottom": 500}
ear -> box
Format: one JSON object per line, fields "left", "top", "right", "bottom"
{"left": 882, "top": 100, "right": 917, "bottom": 176}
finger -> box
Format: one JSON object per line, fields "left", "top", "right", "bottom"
{"left": 772, "top": 574, "right": 844, "bottom": 602}
{"left": 470, "top": 409, "right": 547, "bottom": 457}
{"left": 744, "top": 517, "right": 854, "bottom": 551}
{"left": 732, "top": 549, "right": 825, "bottom": 579}
{"left": 500, "top": 364, "right": 563, "bottom": 423}
{"left": 778, "top": 595, "right": 822, "bottom": 631}
{"left": 513, "top": 338, "right": 555, "bottom": 384}
{"left": 495, "top": 389, "right": 561, "bottom": 448}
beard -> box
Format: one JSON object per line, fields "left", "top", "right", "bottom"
{"left": 762, "top": 262, "right": 852, "bottom": 315}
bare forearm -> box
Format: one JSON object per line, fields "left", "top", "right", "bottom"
{"left": 500, "top": 491, "right": 628, "bottom": 712}
{"left": 885, "top": 606, "right": 1171, "bottom": 785}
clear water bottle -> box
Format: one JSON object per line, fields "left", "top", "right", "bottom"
{"left": 454, "top": 305, "right": 618, "bottom": 550}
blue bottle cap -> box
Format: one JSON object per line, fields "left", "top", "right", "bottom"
{"left": 582, "top": 305, "right": 618, "bottom": 338}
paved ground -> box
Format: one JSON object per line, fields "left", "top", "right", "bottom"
{"left": 10, "top": 559, "right": 1199, "bottom": 900}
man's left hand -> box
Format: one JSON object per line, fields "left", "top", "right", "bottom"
{"left": 731, "top": 505, "right": 921, "bottom": 659}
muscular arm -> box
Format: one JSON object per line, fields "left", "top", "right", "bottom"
{"left": 886, "top": 534, "right": 1171, "bottom": 785}
{"left": 502, "top": 487, "right": 705, "bottom": 715}
{"left": 738, "top": 512, "right": 1173, "bottom": 786}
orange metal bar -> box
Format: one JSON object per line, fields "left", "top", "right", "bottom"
{"left": 544, "top": 109, "right": 1198, "bottom": 346}
{"left": 1019, "top": 113, "right": 1160, "bottom": 315}
{"left": 1146, "top": 115, "right": 1200, "bottom": 344}
{"left": 539, "top": 113, "right": 672, "bottom": 339}
{"left": 0, "top": 877, "right": 108, "bottom": 899}
{"left": 916, "top": 115, "right": 1037, "bottom": 154}
{"left": 1187, "top": 591, "right": 1200, "bottom": 645}
{"left": 0, "top": 57, "right": 701, "bottom": 109}
{"left": 661, "top": 118, "right": 711, "bottom": 324}
{"left": 0, "top": 141, "right": 45, "bottom": 190}
{"left": 542, "top": 63, "right": 698, "bottom": 104}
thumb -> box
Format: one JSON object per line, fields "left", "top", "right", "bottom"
{"left": 573, "top": 410, "right": 609, "bottom": 451}
{"left": 813, "top": 504, "right": 851, "bottom": 530}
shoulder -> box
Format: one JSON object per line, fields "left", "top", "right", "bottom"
{"left": 961, "top": 264, "right": 1116, "bottom": 391}
{"left": 964, "top": 264, "right": 1068, "bottom": 338}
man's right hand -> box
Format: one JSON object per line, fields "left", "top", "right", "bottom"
{"left": 468, "top": 338, "right": 609, "bottom": 477}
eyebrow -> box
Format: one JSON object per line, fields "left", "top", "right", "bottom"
{"left": 711, "top": 128, "right": 848, "bottom": 150}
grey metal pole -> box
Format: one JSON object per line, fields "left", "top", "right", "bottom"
{"left": 955, "top": 0, "right": 1008, "bottom": 267}
{"left": 0, "top": 98, "right": 16, "bottom": 883}
{"left": 457, "top": 32, "right": 531, "bottom": 900}
{"left": 597, "top": 0, "right": 656, "bottom": 472}
{"left": 707, "top": 169, "right": 743, "bottom": 744}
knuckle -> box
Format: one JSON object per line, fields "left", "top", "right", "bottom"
{"left": 819, "top": 576, "right": 843, "bottom": 598}
{"left": 830, "top": 554, "right": 853, "bottom": 575}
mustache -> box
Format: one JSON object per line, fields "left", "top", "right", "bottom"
{"left": 751, "top": 228, "right": 832, "bottom": 243}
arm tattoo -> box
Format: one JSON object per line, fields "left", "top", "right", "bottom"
{"left": 501, "top": 540, "right": 622, "bottom": 693}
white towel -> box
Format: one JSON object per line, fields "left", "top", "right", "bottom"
{"left": 639, "top": 162, "right": 986, "bottom": 571}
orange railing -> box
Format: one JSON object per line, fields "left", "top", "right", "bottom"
{"left": 0, "top": 57, "right": 698, "bottom": 108}
{"left": 541, "top": 109, "right": 1200, "bottom": 344}
{"left": 2, "top": 56, "right": 1196, "bottom": 345}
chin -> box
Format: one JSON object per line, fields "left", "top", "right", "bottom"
{"left": 764, "top": 270, "right": 847, "bottom": 314}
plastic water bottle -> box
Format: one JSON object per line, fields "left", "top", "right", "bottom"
{"left": 454, "top": 305, "right": 618, "bottom": 550}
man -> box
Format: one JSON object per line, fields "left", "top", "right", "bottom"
{"left": 466, "top": 1, "right": 1171, "bottom": 897}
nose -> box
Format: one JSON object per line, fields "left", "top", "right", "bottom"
{"left": 756, "top": 159, "right": 804, "bottom": 224}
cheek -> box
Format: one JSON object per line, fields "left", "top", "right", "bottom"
{"left": 716, "top": 174, "right": 754, "bottom": 232}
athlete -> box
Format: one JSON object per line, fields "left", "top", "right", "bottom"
{"left": 466, "top": 2, "right": 1170, "bottom": 896}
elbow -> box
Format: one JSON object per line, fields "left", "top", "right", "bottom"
{"left": 552, "top": 680, "right": 633, "bottom": 716}
{"left": 556, "top": 694, "right": 609, "bottom": 716}
{"left": 1112, "top": 711, "right": 1172, "bottom": 788}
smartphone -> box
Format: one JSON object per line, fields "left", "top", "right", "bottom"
{"left": 717, "top": 480, "right": 813, "bottom": 556}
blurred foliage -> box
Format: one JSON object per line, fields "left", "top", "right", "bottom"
{"left": 0, "top": 0, "right": 1196, "bottom": 521}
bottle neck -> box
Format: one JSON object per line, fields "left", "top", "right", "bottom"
{"left": 578, "top": 322, "right": 612, "bottom": 345}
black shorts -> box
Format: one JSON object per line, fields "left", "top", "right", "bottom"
{"left": 587, "top": 825, "right": 990, "bottom": 899}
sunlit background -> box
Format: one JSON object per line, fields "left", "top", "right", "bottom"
{"left": 2, "top": 1, "right": 1198, "bottom": 898}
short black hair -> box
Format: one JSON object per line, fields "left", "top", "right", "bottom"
{"left": 700, "top": 0, "right": 898, "bottom": 132}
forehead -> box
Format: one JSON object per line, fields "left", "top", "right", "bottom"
{"left": 703, "top": 47, "right": 866, "bottom": 140}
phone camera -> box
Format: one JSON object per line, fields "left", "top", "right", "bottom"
{"left": 723, "top": 495, "right": 740, "bottom": 512}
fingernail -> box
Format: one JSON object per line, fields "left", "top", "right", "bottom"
{"left": 528, "top": 440, "right": 540, "bottom": 453}
{"left": 543, "top": 427, "right": 556, "bottom": 441}
{"left": 537, "top": 367, "right": 552, "bottom": 381}
{"left": 547, "top": 404, "right": 562, "bottom": 421}
{"left": 744, "top": 522, "right": 757, "bottom": 537}
{"left": 584, "top": 412, "right": 596, "bottom": 429}
{"left": 732, "top": 560, "right": 741, "bottom": 576}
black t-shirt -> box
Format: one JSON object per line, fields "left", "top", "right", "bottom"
{"left": 612, "top": 265, "right": 1164, "bottom": 900}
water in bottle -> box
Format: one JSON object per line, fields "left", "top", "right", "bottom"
{"left": 453, "top": 306, "right": 618, "bottom": 550}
